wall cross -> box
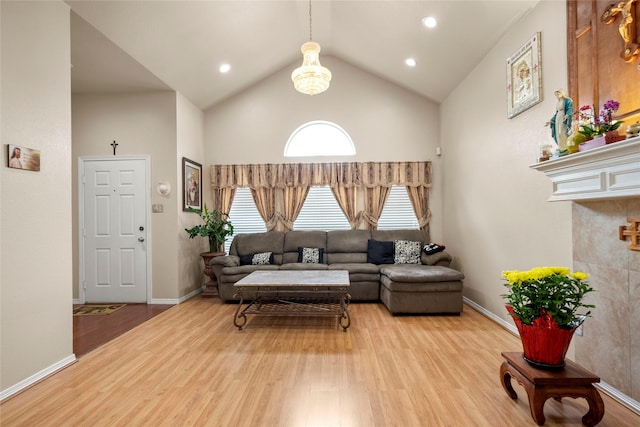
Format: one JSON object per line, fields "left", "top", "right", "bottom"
{"left": 110, "top": 140, "right": 118, "bottom": 156}
{"left": 602, "top": 0, "right": 640, "bottom": 62}
{"left": 619, "top": 217, "right": 640, "bottom": 251}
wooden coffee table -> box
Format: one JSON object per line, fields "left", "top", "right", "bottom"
{"left": 500, "top": 352, "right": 605, "bottom": 426}
{"left": 233, "top": 270, "right": 351, "bottom": 331}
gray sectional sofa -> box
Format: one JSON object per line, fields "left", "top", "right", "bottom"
{"left": 210, "top": 229, "right": 464, "bottom": 314}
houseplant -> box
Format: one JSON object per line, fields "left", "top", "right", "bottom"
{"left": 502, "top": 266, "right": 594, "bottom": 369}
{"left": 185, "top": 204, "right": 234, "bottom": 253}
{"left": 577, "top": 100, "right": 624, "bottom": 149}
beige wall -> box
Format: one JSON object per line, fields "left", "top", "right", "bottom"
{"left": 177, "top": 92, "right": 207, "bottom": 296}
{"left": 71, "top": 92, "right": 180, "bottom": 300}
{"left": 441, "top": 2, "right": 573, "bottom": 324}
{"left": 203, "top": 56, "right": 445, "bottom": 241}
{"left": 1, "top": 1, "right": 74, "bottom": 391}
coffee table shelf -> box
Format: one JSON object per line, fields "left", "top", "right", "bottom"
{"left": 233, "top": 271, "right": 351, "bottom": 331}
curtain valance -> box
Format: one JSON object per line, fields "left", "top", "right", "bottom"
{"left": 210, "top": 161, "right": 431, "bottom": 189}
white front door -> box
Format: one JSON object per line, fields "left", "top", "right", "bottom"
{"left": 81, "top": 157, "right": 149, "bottom": 303}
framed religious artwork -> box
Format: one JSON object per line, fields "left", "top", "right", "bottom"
{"left": 182, "top": 157, "right": 202, "bottom": 211}
{"left": 7, "top": 144, "right": 40, "bottom": 171}
{"left": 506, "top": 32, "right": 542, "bottom": 118}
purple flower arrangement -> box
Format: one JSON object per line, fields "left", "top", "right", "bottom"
{"left": 577, "top": 99, "right": 623, "bottom": 138}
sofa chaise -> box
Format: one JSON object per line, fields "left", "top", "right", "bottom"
{"left": 210, "top": 229, "right": 464, "bottom": 314}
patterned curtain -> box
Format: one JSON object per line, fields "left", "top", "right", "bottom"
{"left": 210, "top": 161, "right": 431, "bottom": 230}
{"left": 211, "top": 187, "right": 236, "bottom": 215}
{"left": 210, "top": 162, "right": 430, "bottom": 188}
{"left": 250, "top": 187, "right": 278, "bottom": 231}
{"left": 406, "top": 185, "right": 431, "bottom": 233}
{"left": 331, "top": 185, "right": 360, "bottom": 229}
{"left": 361, "top": 185, "right": 391, "bottom": 230}
{"left": 280, "top": 185, "right": 310, "bottom": 231}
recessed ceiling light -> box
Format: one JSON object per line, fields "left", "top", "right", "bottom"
{"left": 404, "top": 58, "right": 416, "bottom": 67}
{"left": 422, "top": 16, "right": 437, "bottom": 28}
{"left": 405, "top": 58, "right": 417, "bottom": 67}
{"left": 219, "top": 64, "right": 231, "bottom": 73}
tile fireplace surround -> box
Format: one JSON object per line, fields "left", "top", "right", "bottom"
{"left": 532, "top": 137, "right": 640, "bottom": 409}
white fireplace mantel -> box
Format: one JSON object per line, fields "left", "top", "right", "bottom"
{"left": 530, "top": 136, "right": 640, "bottom": 202}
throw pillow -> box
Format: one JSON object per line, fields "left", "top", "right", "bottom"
{"left": 239, "top": 252, "right": 274, "bottom": 265}
{"left": 423, "top": 243, "right": 446, "bottom": 255}
{"left": 367, "top": 239, "right": 395, "bottom": 264}
{"left": 297, "top": 247, "right": 324, "bottom": 263}
{"left": 394, "top": 240, "right": 421, "bottom": 264}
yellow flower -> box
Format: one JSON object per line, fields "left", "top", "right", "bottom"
{"left": 502, "top": 265, "right": 595, "bottom": 327}
{"left": 571, "top": 271, "right": 589, "bottom": 280}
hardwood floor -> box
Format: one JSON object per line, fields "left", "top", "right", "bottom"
{"left": 3, "top": 298, "right": 639, "bottom": 426}
{"left": 73, "top": 303, "right": 173, "bottom": 357}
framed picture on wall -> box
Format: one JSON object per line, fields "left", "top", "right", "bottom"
{"left": 182, "top": 157, "right": 202, "bottom": 211}
{"left": 506, "top": 32, "right": 542, "bottom": 119}
{"left": 7, "top": 144, "right": 40, "bottom": 171}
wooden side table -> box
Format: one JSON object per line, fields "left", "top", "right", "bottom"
{"left": 500, "top": 352, "right": 604, "bottom": 426}
{"left": 200, "top": 251, "right": 225, "bottom": 298}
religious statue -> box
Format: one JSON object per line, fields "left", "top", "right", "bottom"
{"left": 546, "top": 90, "right": 573, "bottom": 155}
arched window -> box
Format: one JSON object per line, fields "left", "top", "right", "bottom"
{"left": 284, "top": 120, "right": 356, "bottom": 157}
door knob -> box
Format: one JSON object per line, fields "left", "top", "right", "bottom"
{"left": 138, "top": 237, "right": 145, "bottom": 242}
{"left": 139, "top": 226, "right": 145, "bottom": 231}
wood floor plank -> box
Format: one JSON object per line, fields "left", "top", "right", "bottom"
{"left": 73, "top": 303, "right": 173, "bottom": 357}
{"left": 2, "top": 298, "right": 639, "bottom": 426}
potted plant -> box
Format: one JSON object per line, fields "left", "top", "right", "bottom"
{"left": 576, "top": 100, "right": 624, "bottom": 150}
{"left": 502, "top": 266, "right": 594, "bottom": 369}
{"left": 185, "top": 204, "right": 234, "bottom": 253}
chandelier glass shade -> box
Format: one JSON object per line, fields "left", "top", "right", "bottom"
{"left": 291, "top": 41, "right": 332, "bottom": 95}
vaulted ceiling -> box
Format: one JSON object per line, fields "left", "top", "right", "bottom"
{"left": 67, "top": 0, "right": 540, "bottom": 110}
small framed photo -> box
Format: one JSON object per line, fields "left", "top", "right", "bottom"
{"left": 7, "top": 144, "right": 40, "bottom": 171}
{"left": 182, "top": 157, "right": 202, "bottom": 211}
{"left": 507, "top": 32, "right": 542, "bottom": 119}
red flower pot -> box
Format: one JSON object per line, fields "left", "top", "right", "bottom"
{"left": 506, "top": 305, "right": 576, "bottom": 370}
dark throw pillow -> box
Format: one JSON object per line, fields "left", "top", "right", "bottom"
{"left": 239, "top": 252, "right": 274, "bottom": 265}
{"left": 394, "top": 240, "right": 421, "bottom": 264}
{"left": 367, "top": 239, "right": 395, "bottom": 265}
{"left": 423, "top": 243, "right": 446, "bottom": 255}
{"left": 297, "top": 247, "right": 324, "bottom": 263}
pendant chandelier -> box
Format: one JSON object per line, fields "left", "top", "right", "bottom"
{"left": 291, "top": 0, "right": 331, "bottom": 95}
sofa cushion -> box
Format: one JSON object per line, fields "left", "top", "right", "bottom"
{"left": 232, "top": 232, "right": 284, "bottom": 258}
{"left": 421, "top": 250, "right": 452, "bottom": 266}
{"left": 327, "top": 230, "right": 371, "bottom": 253}
{"left": 423, "top": 243, "right": 446, "bottom": 255}
{"left": 371, "top": 229, "right": 429, "bottom": 245}
{"left": 393, "top": 240, "right": 421, "bottom": 264}
{"left": 367, "top": 239, "right": 395, "bottom": 264}
{"left": 239, "top": 252, "right": 274, "bottom": 265}
{"left": 328, "top": 263, "right": 380, "bottom": 274}
{"left": 284, "top": 230, "right": 327, "bottom": 252}
{"left": 280, "top": 263, "right": 329, "bottom": 271}
{"left": 380, "top": 265, "right": 464, "bottom": 283}
{"left": 221, "top": 264, "right": 281, "bottom": 278}
{"left": 298, "top": 247, "right": 324, "bottom": 263}
{"left": 380, "top": 275, "right": 463, "bottom": 293}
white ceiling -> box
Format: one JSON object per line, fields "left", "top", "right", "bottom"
{"left": 67, "top": 0, "right": 539, "bottom": 110}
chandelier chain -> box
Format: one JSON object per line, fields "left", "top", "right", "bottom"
{"left": 308, "top": 0, "right": 312, "bottom": 41}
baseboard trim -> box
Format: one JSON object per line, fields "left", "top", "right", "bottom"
{"left": 0, "top": 354, "right": 76, "bottom": 402}
{"left": 149, "top": 286, "right": 203, "bottom": 305}
{"left": 463, "top": 297, "right": 518, "bottom": 336}
{"left": 463, "top": 296, "right": 640, "bottom": 415}
{"left": 597, "top": 382, "right": 640, "bottom": 415}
